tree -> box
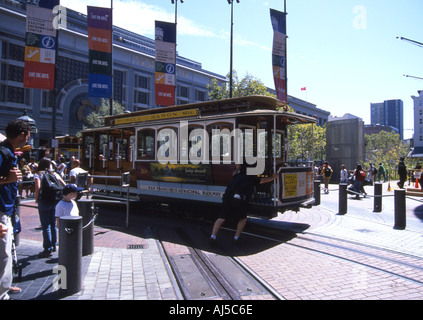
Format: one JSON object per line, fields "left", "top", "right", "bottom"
{"left": 288, "top": 123, "right": 326, "bottom": 162}
{"left": 85, "top": 98, "right": 126, "bottom": 128}
{"left": 365, "top": 130, "right": 411, "bottom": 176}
{"left": 207, "top": 71, "right": 275, "bottom": 100}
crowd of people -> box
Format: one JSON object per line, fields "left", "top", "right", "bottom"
{"left": 17, "top": 155, "right": 87, "bottom": 198}
{"left": 0, "top": 120, "right": 88, "bottom": 300}
{"left": 316, "top": 157, "right": 411, "bottom": 198}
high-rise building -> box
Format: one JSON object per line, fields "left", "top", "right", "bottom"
{"left": 370, "top": 99, "right": 404, "bottom": 139}
{"left": 326, "top": 113, "right": 365, "bottom": 182}
{"left": 410, "top": 90, "right": 423, "bottom": 157}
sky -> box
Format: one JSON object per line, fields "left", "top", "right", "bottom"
{"left": 60, "top": 0, "right": 423, "bottom": 139}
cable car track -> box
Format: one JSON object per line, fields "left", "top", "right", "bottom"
{"left": 94, "top": 202, "right": 423, "bottom": 299}
{"left": 237, "top": 221, "right": 423, "bottom": 288}
{"left": 158, "top": 226, "right": 283, "bottom": 300}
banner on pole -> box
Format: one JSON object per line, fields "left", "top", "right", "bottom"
{"left": 23, "top": 4, "right": 59, "bottom": 90}
{"left": 155, "top": 21, "right": 176, "bottom": 106}
{"left": 87, "top": 6, "right": 112, "bottom": 98}
{"left": 270, "top": 8, "right": 287, "bottom": 103}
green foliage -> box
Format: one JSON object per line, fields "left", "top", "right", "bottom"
{"left": 76, "top": 99, "right": 126, "bottom": 137}
{"left": 207, "top": 71, "right": 276, "bottom": 100}
{"left": 85, "top": 98, "right": 126, "bottom": 128}
{"left": 288, "top": 123, "right": 326, "bottom": 162}
{"left": 364, "top": 130, "right": 411, "bottom": 174}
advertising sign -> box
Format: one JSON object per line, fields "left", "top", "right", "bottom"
{"left": 270, "top": 8, "right": 287, "bottom": 103}
{"left": 23, "top": 4, "right": 58, "bottom": 90}
{"left": 155, "top": 21, "right": 176, "bottom": 106}
{"left": 87, "top": 6, "right": 112, "bottom": 98}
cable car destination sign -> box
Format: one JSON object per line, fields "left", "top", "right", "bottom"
{"left": 114, "top": 108, "right": 198, "bottom": 125}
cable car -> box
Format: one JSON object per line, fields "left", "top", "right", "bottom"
{"left": 81, "top": 95, "right": 316, "bottom": 219}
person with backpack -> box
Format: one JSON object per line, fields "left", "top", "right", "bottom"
{"left": 34, "top": 158, "right": 66, "bottom": 258}
{"left": 349, "top": 163, "right": 366, "bottom": 198}
{"left": 0, "top": 120, "right": 31, "bottom": 300}
{"left": 321, "top": 161, "right": 333, "bottom": 194}
{"left": 210, "top": 163, "right": 277, "bottom": 243}
{"left": 397, "top": 157, "right": 408, "bottom": 189}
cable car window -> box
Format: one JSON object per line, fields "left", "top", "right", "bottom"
{"left": 257, "top": 131, "right": 283, "bottom": 159}
{"left": 157, "top": 127, "right": 178, "bottom": 163}
{"left": 84, "top": 135, "right": 94, "bottom": 159}
{"left": 181, "top": 125, "right": 205, "bottom": 164}
{"left": 99, "top": 134, "right": 108, "bottom": 159}
{"left": 137, "top": 129, "right": 155, "bottom": 160}
{"left": 209, "top": 123, "right": 233, "bottom": 164}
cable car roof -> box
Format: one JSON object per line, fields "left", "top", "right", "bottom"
{"left": 85, "top": 95, "right": 317, "bottom": 131}
{"left": 104, "top": 95, "right": 287, "bottom": 125}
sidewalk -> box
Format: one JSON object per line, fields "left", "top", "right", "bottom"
{"left": 11, "top": 200, "right": 182, "bottom": 300}
{"left": 9, "top": 180, "right": 423, "bottom": 300}
{"left": 275, "top": 180, "right": 423, "bottom": 258}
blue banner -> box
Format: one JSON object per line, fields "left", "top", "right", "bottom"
{"left": 270, "top": 8, "right": 287, "bottom": 103}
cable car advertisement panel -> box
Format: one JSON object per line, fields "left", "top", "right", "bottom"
{"left": 281, "top": 170, "right": 313, "bottom": 200}
{"left": 150, "top": 163, "right": 212, "bottom": 184}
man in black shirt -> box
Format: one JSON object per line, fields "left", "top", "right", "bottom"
{"left": 210, "top": 164, "right": 277, "bottom": 243}
{"left": 397, "top": 157, "right": 407, "bottom": 189}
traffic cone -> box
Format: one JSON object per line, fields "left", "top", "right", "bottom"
{"left": 387, "top": 182, "right": 391, "bottom": 191}
{"left": 415, "top": 178, "right": 419, "bottom": 189}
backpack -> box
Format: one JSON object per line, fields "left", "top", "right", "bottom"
{"left": 324, "top": 166, "right": 332, "bottom": 177}
{"left": 357, "top": 170, "right": 366, "bottom": 182}
{"left": 0, "top": 145, "right": 15, "bottom": 177}
{"left": 39, "top": 171, "right": 63, "bottom": 203}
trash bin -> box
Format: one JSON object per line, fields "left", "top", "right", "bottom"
{"left": 58, "top": 216, "right": 82, "bottom": 296}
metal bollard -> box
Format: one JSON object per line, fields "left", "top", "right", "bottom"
{"left": 313, "top": 180, "right": 321, "bottom": 206}
{"left": 58, "top": 216, "right": 82, "bottom": 296}
{"left": 77, "top": 199, "right": 94, "bottom": 256}
{"left": 394, "top": 189, "right": 406, "bottom": 230}
{"left": 338, "top": 183, "right": 347, "bottom": 215}
{"left": 374, "top": 182, "right": 382, "bottom": 212}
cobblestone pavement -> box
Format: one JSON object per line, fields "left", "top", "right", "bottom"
{"left": 9, "top": 180, "right": 423, "bottom": 300}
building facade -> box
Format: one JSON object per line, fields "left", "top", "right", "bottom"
{"left": 0, "top": 0, "right": 226, "bottom": 148}
{"left": 370, "top": 99, "right": 404, "bottom": 140}
{"left": 410, "top": 90, "right": 423, "bottom": 157}
{"left": 266, "top": 88, "right": 330, "bottom": 127}
{"left": 326, "top": 113, "right": 365, "bottom": 182}
{"left": 287, "top": 95, "right": 330, "bottom": 127}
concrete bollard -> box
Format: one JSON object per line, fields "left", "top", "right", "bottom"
{"left": 373, "top": 183, "right": 382, "bottom": 212}
{"left": 77, "top": 199, "right": 94, "bottom": 256}
{"left": 314, "top": 180, "right": 321, "bottom": 206}
{"left": 394, "top": 189, "right": 406, "bottom": 230}
{"left": 58, "top": 216, "right": 82, "bottom": 296}
{"left": 338, "top": 183, "right": 348, "bottom": 215}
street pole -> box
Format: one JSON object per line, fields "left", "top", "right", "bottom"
{"left": 172, "top": 0, "right": 183, "bottom": 104}
{"left": 228, "top": 0, "right": 239, "bottom": 98}
{"left": 229, "top": 0, "right": 234, "bottom": 98}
